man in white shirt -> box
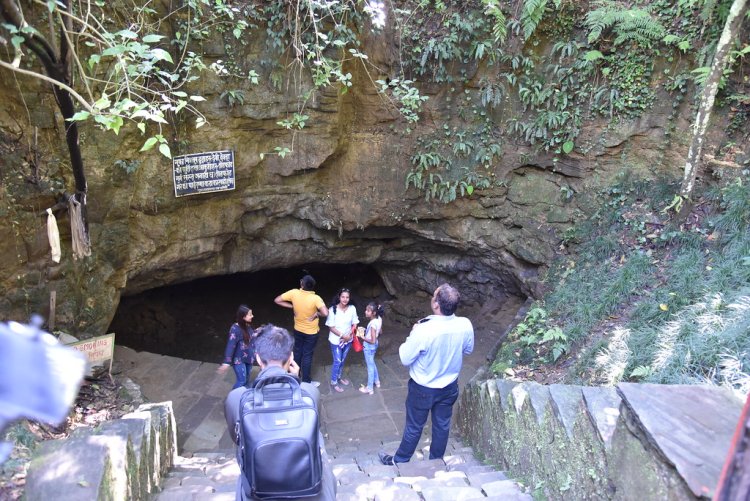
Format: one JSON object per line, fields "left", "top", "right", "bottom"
{"left": 379, "top": 283, "right": 474, "bottom": 465}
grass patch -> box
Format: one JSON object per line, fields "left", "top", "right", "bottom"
{"left": 492, "top": 173, "right": 750, "bottom": 396}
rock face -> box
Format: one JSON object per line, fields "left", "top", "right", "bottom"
{"left": 0, "top": 17, "right": 699, "bottom": 335}
{"left": 457, "top": 372, "right": 744, "bottom": 500}
{"left": 24, "top": 401, "right": 177, "bottom": 500}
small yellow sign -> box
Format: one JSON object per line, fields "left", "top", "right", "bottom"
{"left": 66, "top": 333, "right": 115, "bottom": 373}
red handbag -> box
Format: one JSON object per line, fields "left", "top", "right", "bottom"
{"left": 352, "top": 334, "right": 363, "bottom": 353}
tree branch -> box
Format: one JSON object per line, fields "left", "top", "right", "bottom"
{"left": 0, "top": 58, "right": 93, "bottom": 112}
{"left": 1, "top": 0, "right": 89, "bottom": 234}
{"left": 0, "top": 0, "right": 59, "bottom": 65}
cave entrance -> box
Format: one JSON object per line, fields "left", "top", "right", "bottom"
{"left": 109, "top": 263, "right": 391, "bottom": 363}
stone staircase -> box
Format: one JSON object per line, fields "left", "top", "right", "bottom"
{"left": 150, "top": 452, "right": 237, "bottom": 500}
{"left": 152, "top": 438, "right": 533, "bottom": 500}
{"left": 113, "top": 336, "right": 536, "bottom": 500}
{"left": 23, "top": 341, "right": 742, "bottom": 500}
{"left": 458, "top": 372, "right": 744, "bottom": 500}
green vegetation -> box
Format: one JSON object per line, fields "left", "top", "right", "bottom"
{"left": 407, "top": 119, "right": 500, "bottom": 202}
{"left": 491, "top": 306, "right": 569, "bottom": 374}
{"left": 0, "top": 0, "right": 747, "bottom": 404}
{"left": 395, "top": 2, "right": 499, "bottom": 84}
{"left": 492, "top": 172, "right": 750, "bottom": 396}
{"left": 3, "top": 0, "right": 747, "bottom": 207}
{"left": 0, "top": 0, "right": 430, "bottom": 246}
{"left": 394, "top": 0, "right": 748, "bottom": 202}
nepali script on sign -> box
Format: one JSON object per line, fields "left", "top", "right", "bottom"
{"left": 66, "top": 333, "right": 115, "bottom": 374}
{"left": 173, "top": 150, "right": 235, "bottom": 197}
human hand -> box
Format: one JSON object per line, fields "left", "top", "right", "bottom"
{"left": 287, "top": 357, "right": 300, "bottom": 378}
{"left": 306, "top": 312, "right": 318, "bottom": 321}
{"left": 216, "top": 364, "right": 229, "bottom": 375}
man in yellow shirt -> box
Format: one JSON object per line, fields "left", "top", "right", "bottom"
{"left": 274, "top": 275, "right": 329, "bottom": 386}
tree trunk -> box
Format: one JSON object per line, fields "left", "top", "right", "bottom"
{"left": 0, "top": 0, "right": 88, "bottom": 233}
{"left": 679, "top": 0, "right": 749, "bottom": 199}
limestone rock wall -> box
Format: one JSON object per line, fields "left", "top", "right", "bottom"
{"left": 0, "top": 14, "right": 707, "bottom": 335}
{"left": 457, "top": 372, "right": 743, "bottom": 500}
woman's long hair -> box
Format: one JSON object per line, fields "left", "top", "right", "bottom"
{"left": 330, "top": 287, "right": 353, "bottom": 314}
{"left": 235, "top": 305, "right": 251, "bottom": 344}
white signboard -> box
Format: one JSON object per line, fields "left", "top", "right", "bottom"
{"left": 66, "top": 333, "right": 115, "bottom": 374}
{"left": 173, "top": 150, "right": 235, "bottom": 197}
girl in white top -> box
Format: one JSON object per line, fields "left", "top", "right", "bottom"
{"left": 326, "top": 288, "right": 359, "bottom": 392}
{"left": 359, "top": 302, "right": 384, "bottom": 395}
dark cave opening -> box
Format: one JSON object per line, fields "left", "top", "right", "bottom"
{"left": 109, "top": 263, "right": 392, "bottom": 363}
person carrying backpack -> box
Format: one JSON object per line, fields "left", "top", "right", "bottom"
{"left": 224, "top": 324, "right": 336, "bottom": 500}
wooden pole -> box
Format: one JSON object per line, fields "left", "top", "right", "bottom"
{"left": 49, "top": 290, "right": 56, "bottom": 331}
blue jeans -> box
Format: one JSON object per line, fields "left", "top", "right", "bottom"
{"left": 231, "top": 363, "right": 252, "bottom": 390}
{"left": 363, "top": 343, "right": 379, "bottom": 389}
{"left": 293, "top": 330, "right": 319, "bottom": 383}
{"left": 394, "top": 378, "right": 459, "bottom": 462}
{"left": 329, "top": 342, "right": 352, "bottom": 384}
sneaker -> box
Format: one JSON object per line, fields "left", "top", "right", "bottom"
{"left": 374, "top": 381, "right": 381, "bottom": 388}
{"left": 331, "top": 383, "right": 344, "bottom": 393}
{"left": 310, "top": 381, "right": 321, "bottom": 388}
{"left": 378, "top": 452, "right": 396, "bottom": 465}
{"left": 359, "top": 386, "right": 373, "bottom": 395}
{"left": 338, "top": 378, "right": 350, "bottom": 386}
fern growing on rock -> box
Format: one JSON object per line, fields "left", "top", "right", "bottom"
{"left": 585, "top": 0, "right": 667, "bottom": 47}
{"left": 520, "top": 0, "right": 563, "bottom": 40}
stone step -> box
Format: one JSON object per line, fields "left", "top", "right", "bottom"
{"left": 114, "top": 345, "right": 164, "bottom": 379}
{"left": 461, "top": 375, "right": 746, "bottom": 500}
{"left": 153, "top": 441, "right": 532, "bottom": 500}
{"left": 494, "top": 378, "right": 624, "bottom": 451}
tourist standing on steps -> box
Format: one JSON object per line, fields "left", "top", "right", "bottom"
{"left": 274, "top": 275, "right": 328, "bottom": 386}
{"left": 325, "top": 288, "right": 359, "bottom": 392}
{"left": 223, "top": 324, "right": 336, "bottom": 500}
{"left": 359, "top": 302, "right": 384, "bottom": 395}
{"left": 217, "top": 305, "right": 257, "bottom": 389}
{"left": 379, "top": 284, "right": 474, "bottom": 465}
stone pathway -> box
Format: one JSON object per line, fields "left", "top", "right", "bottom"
{"left": 151, "top": 437, "right": 532, "bottom": 500}
{"left": 115, "top": 300, "right": 530, "bottom": 499}
{"left": 114, "top": 298, "right": 516, "bottom": 455}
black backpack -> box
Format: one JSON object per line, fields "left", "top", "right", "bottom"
{"left": 236, "top": 373, "right": 322, "bottom": 499}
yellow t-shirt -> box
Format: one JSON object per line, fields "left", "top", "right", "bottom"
{"left": 280, "top": 289, "right": 325, "bottom": 334}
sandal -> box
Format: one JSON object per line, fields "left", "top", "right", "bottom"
{"left": 331, "top": 384, "right": 344, "bottom": 393}
{"left": 359, "top": 386, "right": 373, "bottom": 395}
{"left": 338, "top": 378, "right": 350, "bottom": 386}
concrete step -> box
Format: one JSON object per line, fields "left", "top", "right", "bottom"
{"left": 119, "top": 347, "right": 532, "bottom": 499}
{"left": 152, "top": 453, "right": 237, "bottom": 500}
{"left": 153, "top": 440, "right": 532, "bottom": 500}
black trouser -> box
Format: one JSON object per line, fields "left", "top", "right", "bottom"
{"left": 394, "top": 378, "right": 459, "bottom": 462}
{"left": 293, "top": 330, "right": 319, "bottom": 383}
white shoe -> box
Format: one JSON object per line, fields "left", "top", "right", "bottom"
{"left": 311, "top": 381, "right": 321, "bottom": 387}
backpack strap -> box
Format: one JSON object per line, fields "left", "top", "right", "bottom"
{"left": 235, "top": 404, "right": 252, "bottom": 499}
{"left": 249, "top": 374, "right": 303, "bottom": 406}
